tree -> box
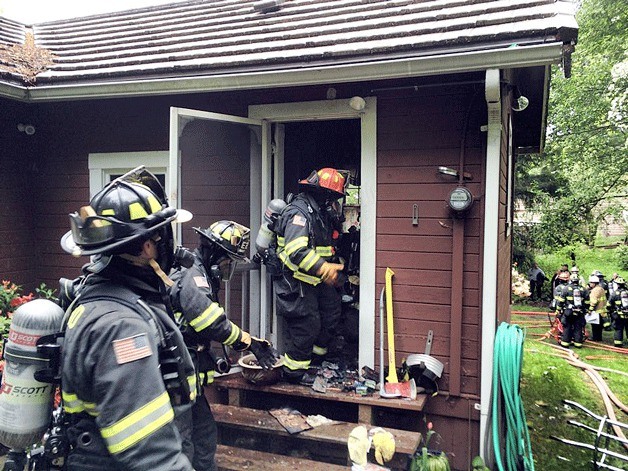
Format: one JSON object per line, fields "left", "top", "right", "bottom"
{"left": 516, "top": 0, "right": 628, "bottom": 251}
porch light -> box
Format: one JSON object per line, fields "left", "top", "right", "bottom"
{"left": 438, "top": 166, "right": 458, "bottom": 177}
{"left": 349, "top": 96, "right": 366, "bottom": 111}
{"left": 17, "top": 123, "right": 35, "bottom": 135}
{"left": 438, "top": 166, "right": 473, "bottom": 181}
{"left": 511, "top": 86, "right": 529, "bottom": 112}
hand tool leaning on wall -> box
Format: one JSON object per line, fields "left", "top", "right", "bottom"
{"left": 381, "top": 267, "right": 416, "bottom": 398}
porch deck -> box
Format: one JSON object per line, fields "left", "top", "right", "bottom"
{"left": 214, "top": 374, "right": 427, "bottom": 424}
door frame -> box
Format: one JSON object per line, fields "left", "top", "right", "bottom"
{"left": 249, "top": 97, "right": 377, "bottom": 369}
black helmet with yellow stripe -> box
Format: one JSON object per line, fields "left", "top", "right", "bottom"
{"left": 61, "top": 166, "right": 191, "bottom": 257}
{"left": 194, "top": 221, "right": 250, "bottom": 261}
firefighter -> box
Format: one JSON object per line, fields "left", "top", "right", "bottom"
{"left": 587, "top": 274, "right": 611, "bottom": 341}
{"left": 168, "top": 220, "right": 279, "bottom": 471}
{"left": 555, "top": 273, "right": 587, "bottom": 347}
{"left": 273, "top": 168, "right": 346, "bottom": 383}
{"left": 570, "top": 266, "right": 586, "bottom": 287}
{"left": 550, "top": 271, "right": 570, "bottom": 312}
{"left": 607, "top": 276, "right": 628, "bottom": 347}
{"left": 58, "top": 167, "right": 195, "bottom": 470}
{"left": 593, "top": 270, "right": 610, "bottom": 297}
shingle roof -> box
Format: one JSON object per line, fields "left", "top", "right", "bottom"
{"left": 0, "top": 0, "right": 578, "bottom": 97}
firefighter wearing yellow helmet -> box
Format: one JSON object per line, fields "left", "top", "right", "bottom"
{"left": 58, "top": 167, "right": 196, "bottom": 470}
{"left": 168, "top": 220, "right": 278, "bottom": 470}
{"left": 273, "top": 168, "right": 346, "bottom": 383}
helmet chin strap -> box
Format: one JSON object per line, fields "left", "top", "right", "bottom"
{"left": 119, "top": 253, "right": 175, "bottom": 287}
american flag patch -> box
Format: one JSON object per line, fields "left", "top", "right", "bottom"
{"left": 291, "top": 214, "right": 306, "bottom": 227}
{"left": 112, "top": 334, "right": 152, "bottom": 365}
{"left": 194, "top": 276, "right": 209, "bottom": 288}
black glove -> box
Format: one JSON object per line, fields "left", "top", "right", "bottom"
{"left": 248, "top": 337, "right": 279, "bottom": 370}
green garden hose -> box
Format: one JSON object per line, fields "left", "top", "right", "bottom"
{"left": 492, "top": 322, "right": 535, "bottom": 471}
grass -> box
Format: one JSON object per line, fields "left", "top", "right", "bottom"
{"left": 533, "top": 245, "right": 626, "bottom": 284}
{"left": 512, "top": 305, "right": 628, "bottom": 470}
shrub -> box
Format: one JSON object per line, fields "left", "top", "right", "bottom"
{"left": 616, "top": 244, "right": 628, "bottom": 271}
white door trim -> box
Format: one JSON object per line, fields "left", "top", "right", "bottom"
{"left": 249, "top": 97, "right": 377, "bottom": 369}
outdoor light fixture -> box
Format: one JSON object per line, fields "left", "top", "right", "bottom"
{"left": 349, "top": 96, "right": 366, "bottom": 111}
{"left": 17, "top": 123, "right": 36, "bottom": 135}
{"left": 511, "top": 86, "right": 529, "bottom": 112}
{"left": 438, "top": 166, "right": 473, "bottom": 181}
{"left": 438, "top": 166, "right": 458, "bottom": 177}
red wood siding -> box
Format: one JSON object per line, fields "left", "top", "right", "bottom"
{"left": 0, "top": 99, "right": 37, "bottom": 285}
{"left": 497, "top": 87, "right": 514, "bottom": 324}
{"left": 376, "top": 87, "right": 485, "bottom": 397}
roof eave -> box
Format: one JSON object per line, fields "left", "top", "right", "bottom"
{"left": 0, "top": 42, "right": 566, "bottom": 102}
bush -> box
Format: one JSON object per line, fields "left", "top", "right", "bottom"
{"left": 616, "top": 244, "right": 628, "bottom": 271}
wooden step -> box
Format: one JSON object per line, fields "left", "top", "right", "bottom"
{"left": 215, "top": 444, "right": 348, "bottom": 470}
{"left": 213, "top": 403, "right": 421, "bottom": 470}
{"left": 214, "top": 373, "right": 427, "bottom": 424}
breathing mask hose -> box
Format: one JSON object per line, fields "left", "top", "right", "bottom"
{"left": 491, "top": 322, "right": 535, "bottom": 471}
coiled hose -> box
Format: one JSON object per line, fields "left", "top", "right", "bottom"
{"left": 492, "top": 322, "right": 535, "bottom": 471}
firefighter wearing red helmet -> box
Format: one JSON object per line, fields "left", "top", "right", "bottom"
{"left": 168, "top": 220, "right": 278, "bottom": 471}
{"left": 57, "top": 167, "right": 196, "bottom": 470}
{"left": 273, "top": 168, "right": 346, "bottom": 383}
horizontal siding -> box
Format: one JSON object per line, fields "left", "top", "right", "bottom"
{"left": 376, "top": 87, "right": 485, "bottom": 399}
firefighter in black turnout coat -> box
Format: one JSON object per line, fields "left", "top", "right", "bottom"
{"left": 607, "top": 276, "right": 628, "bottom": 347}
{"left": 555, "top": 273, "right": 587, "bottom": 347}
{"left": 168, "top": 221, "right": 278, "bottom": 471}
{"left": 273, "top": 168, "right": 346, "bottom": 383}
{"left": 59, "top": 167, "right": 196, "bottom": 470}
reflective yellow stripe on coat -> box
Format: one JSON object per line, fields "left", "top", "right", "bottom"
{"left": 100, "top": 392, "right": 174, "bottom": 455}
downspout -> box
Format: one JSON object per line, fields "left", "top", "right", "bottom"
{"left": 480, "top": 69, "right": 500, "bottom": 461}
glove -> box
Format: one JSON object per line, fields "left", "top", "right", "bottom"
{"left": 347, "top": 425, "right": 369, "bottom": 467}
{"left": 248, "top": 337, "right": 279, "bottom": 370}
{"left": 317, "top": 262, "right": 344, "bottom": 285}
{"left": 370, "top": 427, "right": 395, "bottom": 465}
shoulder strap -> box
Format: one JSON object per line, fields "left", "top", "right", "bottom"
{"left": 77, "top": 283, "right": 166, "bottom": 345}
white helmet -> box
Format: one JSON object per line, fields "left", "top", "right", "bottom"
{"left": 589, "top": 275, "right": 599, "bottom": 284}
{"left": 571, "top": 266, "right": 579, "bottom": 273}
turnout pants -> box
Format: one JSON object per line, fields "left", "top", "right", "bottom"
{"left": 176, "top": 394, "right": 217, "bottom": 471}
{"left": 560, "top": 313, "right": 585, "bottom": 347}
{"left": 274, "top": 274, "right": 342, "bottom": 381}
{"left": 614, "top": 316, "right": 628, "bottom": 347}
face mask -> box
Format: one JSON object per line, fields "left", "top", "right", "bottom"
{"left": 211, "top": 257, "right": 237, "bottom": 282}
{"left": 152, "top": 226, "right": 175, "bottom": 274}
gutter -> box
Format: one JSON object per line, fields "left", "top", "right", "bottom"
{"left": 480, "top": 68, "right": 500, "bottom": 462}
{"left": 0, "top": 42, "right": 564, "bottom": 102}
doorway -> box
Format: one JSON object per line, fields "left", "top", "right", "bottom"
{"left": 250, "top": 98, "right": 377, "bottom": 370}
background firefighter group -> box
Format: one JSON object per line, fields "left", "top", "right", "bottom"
{"left": 550, "top": 266, "right": 628, "bottom": 348}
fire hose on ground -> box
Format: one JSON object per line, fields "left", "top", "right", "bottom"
{"left": 491, "top": 322, "right": 535, "bottom": 471}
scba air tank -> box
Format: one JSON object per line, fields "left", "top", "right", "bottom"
{"left": 0, "top": 299, "right": 63, "bottom": 449}
{"left": 255, "top": 198, "right": 287, "bottom": 253}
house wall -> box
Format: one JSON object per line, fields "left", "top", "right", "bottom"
{"left": 0, "top": 99, "right": 37, "bottom": 286}
{"left": 376, "top": 83, "right": 485, "bottom": 468}
{"left": 1, "top": 75, "right": 510, "bottom": 469}
{"left": 497, "top": 88, "right": 514, "bottom": 324}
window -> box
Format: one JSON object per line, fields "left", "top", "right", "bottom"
{"left": 88, "top": 151, "right": 169, "bottom": 198}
